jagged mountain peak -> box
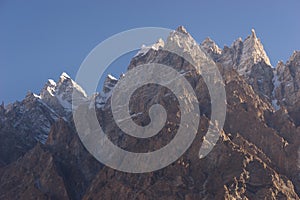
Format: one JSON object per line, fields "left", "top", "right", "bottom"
{"left": 169, "top": 25, "right": 193, "bottom": 39}
{"left": 231, "top": 37, "right": 243, "bottom": 48}
{"left": 200, "top": 37, "right": 222, "bottom": 56}
{"left": 35, "top": 72, "right": 87, "bottom": 116}
{"left": 1, "top": 26, "right": 300, "bottom": 199}
{"left": 47, "top": 79, "right": 57, "bottom": 86}
{"left": 287, "top": 50, "right": 300, "bottom": 65}
{"left": 56, "top": 72, "right": 87, "bottom": 97}
{"left": 176, "top": 25, "right": 188, "bottom": 35}
{"left": 251, "top": 28, "right": 257, "bottom": 38}
{"left": 103, "top": 74, "right": 118, "bottom": 94}
{"left": 202, "top": 37, "right": 214, "bottom": 43}
{"left": 60, "top": 72, "right": 71, "bottom": 80}
{"left": 241, "top": 29, "right": 271, "bottom": 67}
{"left": 134, "top": 26, "right": 195, "bottom": 59}
{"left": 135, "top": 38, "right": 165, "bottom": 57}
{"left": 40, "top": 79, "right": 56, "bottom": 98}
{"left": 166, "top": 26, "right": 199, "bottom": 58}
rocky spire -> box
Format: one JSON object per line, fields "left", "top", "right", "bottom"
{"left": 241, "top": 28, "right": 271, "bottom": 67}
{"left": 200, "top": 37, "right": 222, "bottom": 58}
{"left": 166, "top": 25, "right": 198, "bottom": 54}
{"left": 251, "top": 28, "right": 257, "bottom": 38}
{"left": 176, "top": 25, "right": 188, "bottom": 35}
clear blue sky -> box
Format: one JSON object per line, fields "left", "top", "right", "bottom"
{"left": 1, "top": 0, "right": 299, "bottom": 103}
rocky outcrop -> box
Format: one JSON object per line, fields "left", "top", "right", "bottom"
{"left": 200, "top": 29, "right": 274, "bottom": 100}
{"left": 0, "top": 144, "right": 69, "bottom": 200}
{"left": 274, "top": 51, "right": 300, "bottom": 124}
{"left": 0, "top": 26, "right": 300, "bottom": 199}
{"left": 83, "top": 26, "right": 300, "bottom": 199}
{"left": 45, "top": 119, "right": 102, "bottom": 200}
{"left": 0, "top": 92, "right": 59, "bottom": 165}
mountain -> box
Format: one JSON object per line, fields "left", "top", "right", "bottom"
{"left": 0, "top": 26, "right": 300, "bottom": 199}
{"left": 274, "top": 51, "right": 300, "bottom": 124}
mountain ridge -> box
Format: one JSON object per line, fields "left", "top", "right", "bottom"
{"left": 0, "top": 26, "right": 300, "bottom": 199}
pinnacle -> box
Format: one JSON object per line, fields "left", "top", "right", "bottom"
{"left": 202, "top": 37, "right": 214, "bottom": 43}
{"left": 58, "top": 72, "right": 73, "bottom": 84}
{"left": 60, "top": 72, "right": 71, "bottom": 79}
{"left": 251, "top": 28, "right": 257, "bottom": 38}
{"left": 176, "top": 25, "right": 188, "bottom": 35}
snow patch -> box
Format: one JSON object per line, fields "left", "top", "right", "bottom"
{"left": 33, "top": 93, "right": 41, "bottom": 99}
{"left": 60, "top": 72, "right": 71, "bottom": 79}
{"left": 48, "top": 79, "right": 56, "bottom": 86}
{"left": 108, "top": 74, "right": 118, "bottom": 81}
{"left": 135, "top": 38, "right": 164, "bottom": 57}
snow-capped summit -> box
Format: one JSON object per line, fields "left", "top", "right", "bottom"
{"left": 60, "top": 72, "right": 71, "bottom": 79}
{"left": 56, "top": 72, "right": 87, "bottom": 101}
{"left": 251, "top": 28, "right": 257, "bottom": 38}
{"left": 37, "top": 72, "right": 87, "bottom": 115}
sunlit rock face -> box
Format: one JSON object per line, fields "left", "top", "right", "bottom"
{"left": 0, "top": 27, "right": 300, "bottom": 199}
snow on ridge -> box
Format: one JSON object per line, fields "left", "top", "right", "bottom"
{"left": 70, "top": 79, "right": 88, "bottom": 98}
{"left": 60, "top": 72, "right": 71, "bottom": 79}
{"left": 33, "top": 93, "right": 41, "bottom": 99}
{"left": 135, "top": 38, "right": 164, "bottom": 57}
{"left": 48, "top": 79, "right": 56, "bottom": 86}
{"left": 108, "top": 74, "right": 118, "bottom": 81}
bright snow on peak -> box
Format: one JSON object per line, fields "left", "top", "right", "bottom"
{"left": 251, "top": 28, "right": 257, "bottom": 38}
{"left": 107, "top": 74, "right": 118, "bottom": 81}
{"left": 135, "top": 38, "right": 165, "bottom": 57}
{"left": 60, "top": 72, "right": 71, "bottom": 80}
{"left": 48, "top": 79, "right": 56, "bottom": 86}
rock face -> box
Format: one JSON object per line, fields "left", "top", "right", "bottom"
{"left": 274, "top": 51, "right": 300, "bottom": 124}
{"left": 201, "top": 29, "right": 274, "bottom": 99}
{"left": 0, "top": 72, "right": 88, "bottom": 166}
{"left": 1, "top": 26, "right": 300, "bottom": 199}
{"left": 0, "top": 143, "right": 69, "bottom": 200}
